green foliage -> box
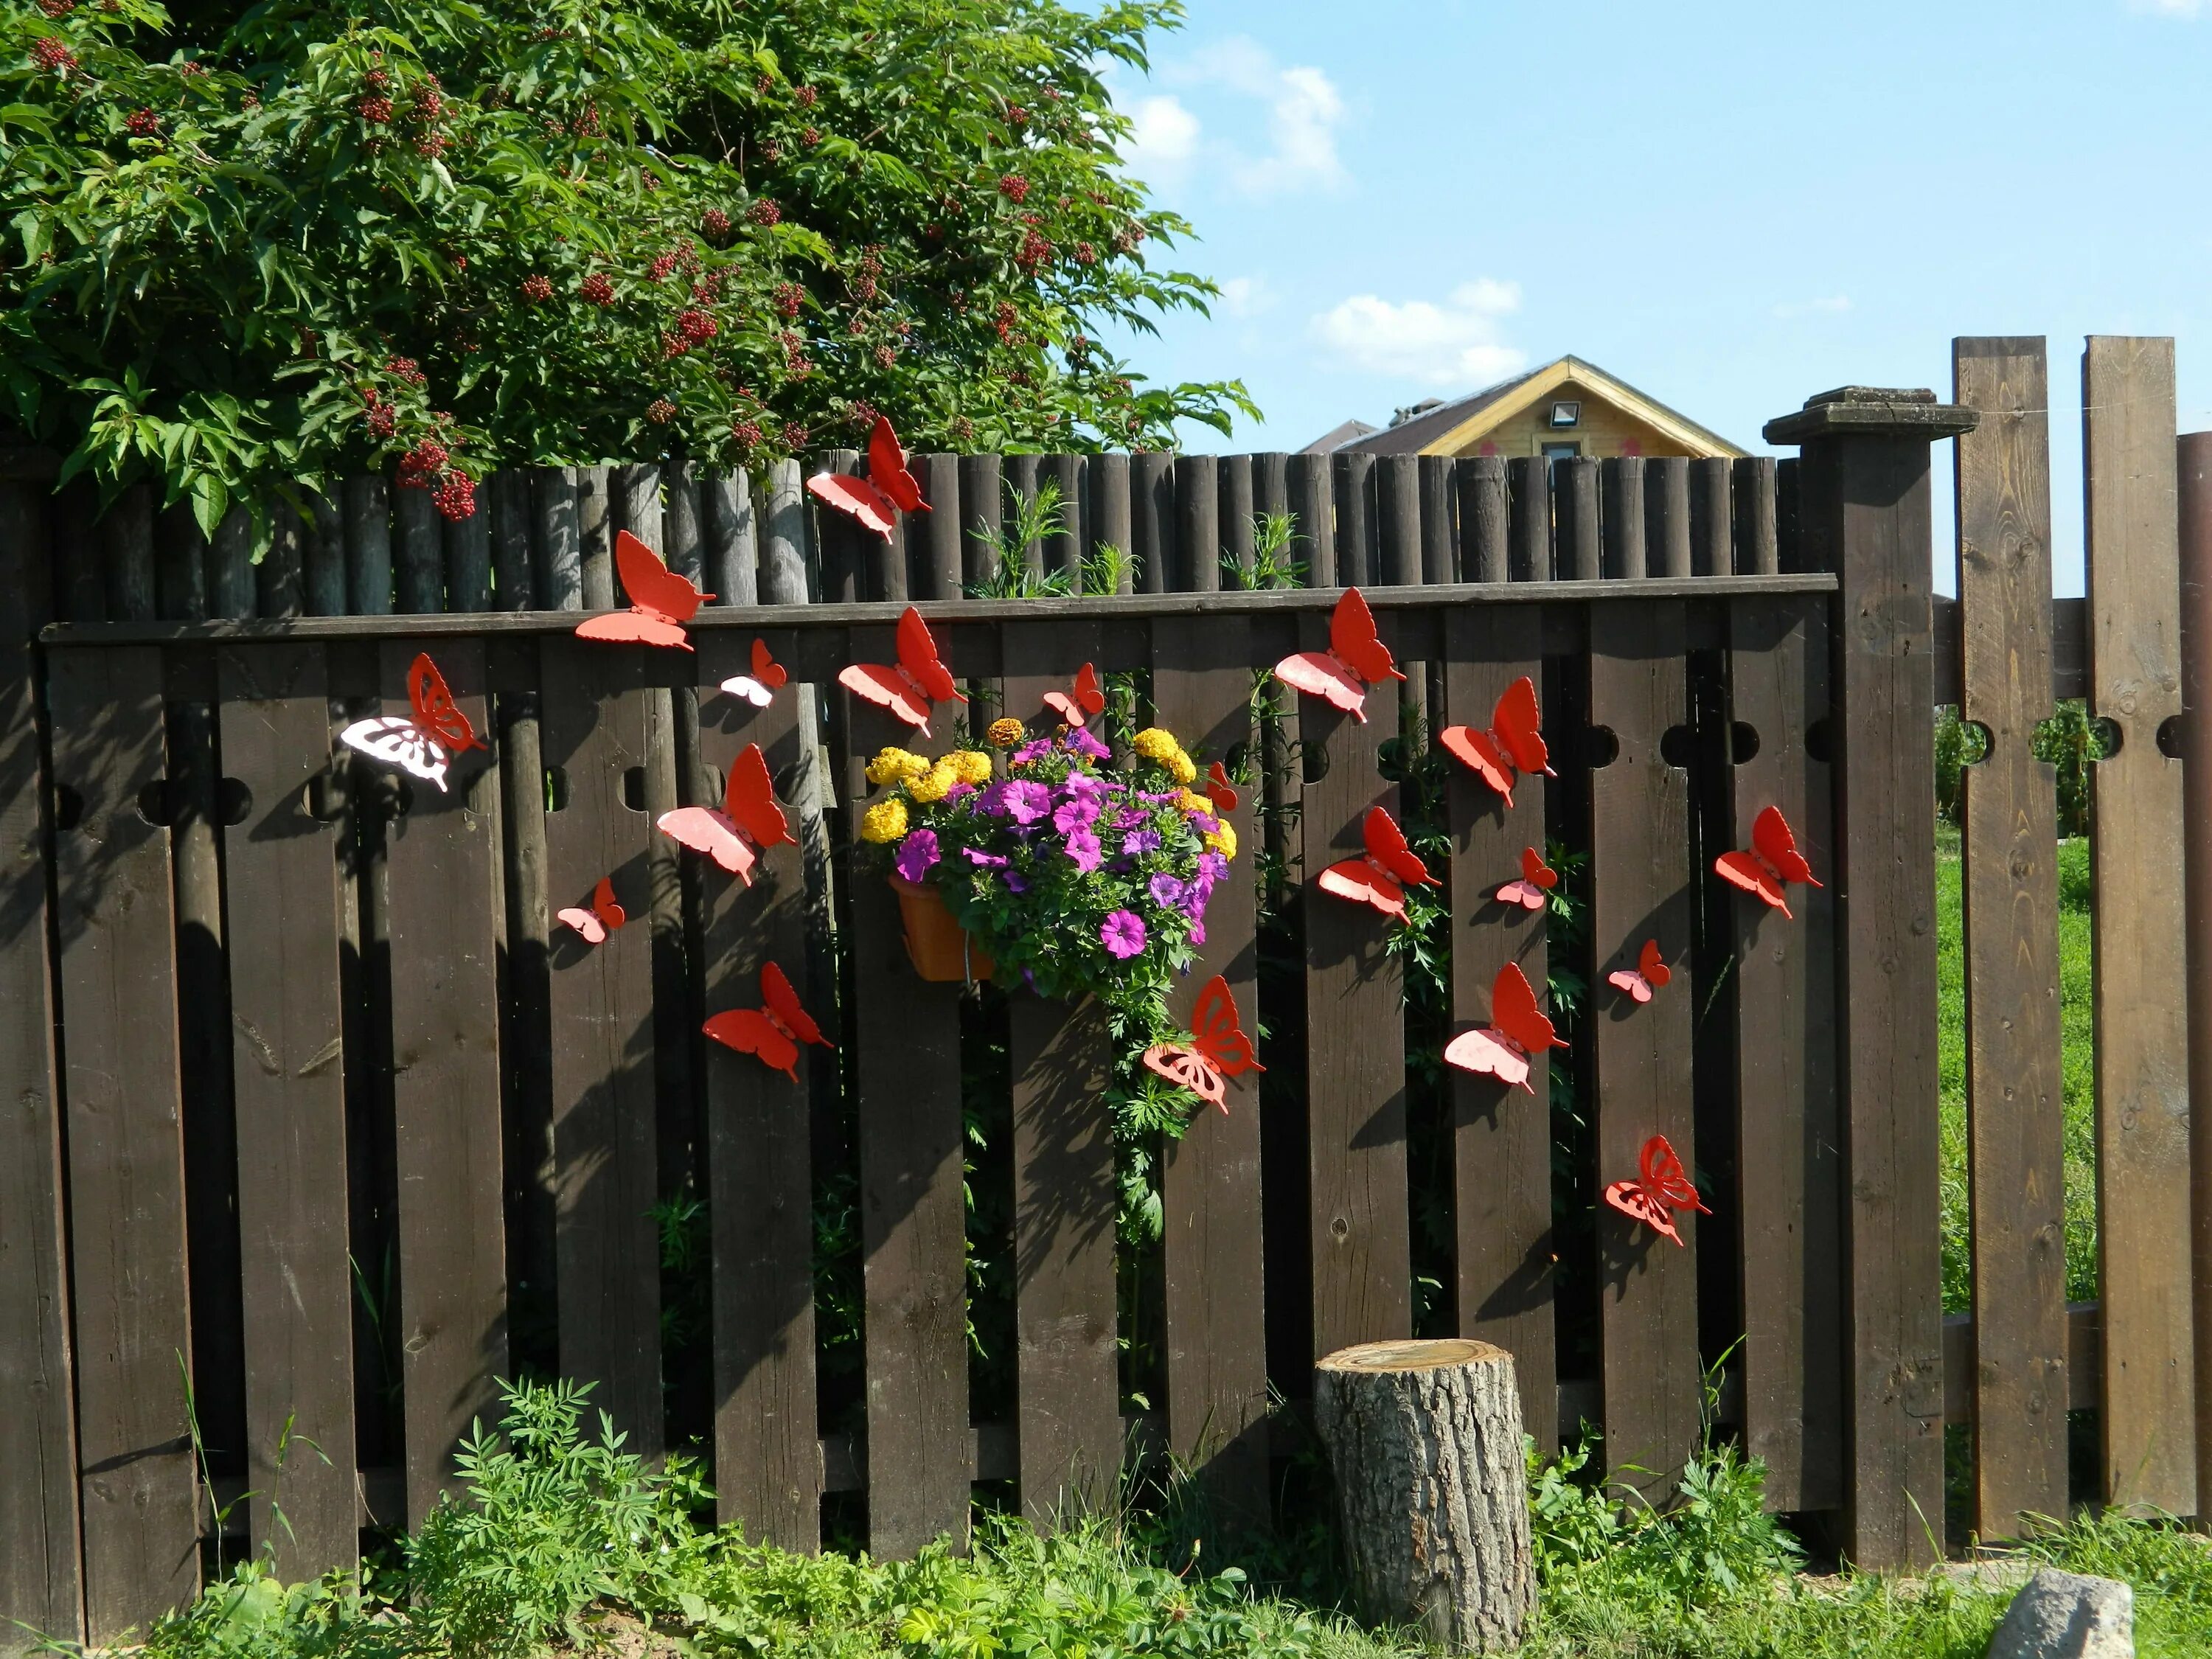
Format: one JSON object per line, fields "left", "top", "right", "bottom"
{"left": 1, "top": 0, "right": 1252, "bottom": 536}
{"left": 1935, "top": 700, "right": 2106, "bottom": 836}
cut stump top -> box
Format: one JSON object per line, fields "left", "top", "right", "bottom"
{"left": 1317, "top": 1338, "right": 1508, "bottom": 1374}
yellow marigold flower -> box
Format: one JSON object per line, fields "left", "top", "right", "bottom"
{"left": 860, "top": 798, "right": 908, "bottom": 844}
{"left": 951, "top": 749, "right": 994, "bottom": 785}
{"left": 866, "top": 747, "right": 928, "bottom": 786}
{"left": 1206, "top": 820, "right": 1239, "bottom": 860}
{"left": 987, "top": 717, "right": 1026, "bottom": 748}
{"left": 1132, "top": 726, "right": 1179, "bottom": 763}
{"left": 908, "top": 763, "right": 958, "bottom": 804}
{"left": 1178, "top": 790, "right": 1212, "bottom": 816}
{"left": 1166, "top": 750, "right": 1197, "bottom": 786}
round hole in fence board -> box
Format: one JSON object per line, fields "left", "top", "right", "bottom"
{"left": 1584, "top": 726, "right": 1620, "bottom": 768}
{"left": 217, "top": 776, "right": 252, "bottom": 827}
{"left": 52, "top": 784, "right": 83, "bottom": 832}
{"left": 1730, "top": 722, "right": 1761, "bottom": 765}
{"left": 622, "top": 765, "right": 647, "bottom": 812}
{"left": 136, "top": 779, "right": 175, "bottom": 826}
{"left": 2159, "top": 714, "right": 2184, "bottom": 760}
{"left": 303, "top": 770, "right": 349, "bottom": 823}
{"left": 545, "top": 765, "right": 570, "bottom": 813}
{"left": 1223, "top": 737, "right": 1253, "bottom": 779}
{"left": 1299, "top": 735, "right": 1329, "bottom": 786}
{"left": 1658, "top": 724, "right": 1696, "bottom": 770}
{"left": 2090, "top": 715, "right": 2123, "bottom": 758}
{"left": 1804, "top": 717, "right": 1834, "bottom": 765}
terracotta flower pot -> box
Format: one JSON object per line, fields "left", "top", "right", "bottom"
{"left": 891, "top": 877, "right": 996, "bottom": 983}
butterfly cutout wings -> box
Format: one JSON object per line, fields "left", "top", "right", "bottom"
{"left": 1715, "top": 805, "right": 1823, "bottom": 918}
{"left": 656, "top": 743, "right": 793, "bottom": 881}
{"left": 1273, "top": 588, "right": 1405, "bottom": 723}
{"left": 1141, "top": 975, "right": 1263, "bottom": 1110}
{"left": 1442, "top": 962, "right": 1563, "bottom": 1092}
{"left": 1041, "top": 662, "right": 1105, "bottom": 728}
{"left": 806, "top": 416, "right": 932, "bottom": 540}
{"left": 838, "top": 606, "right": 963, "bottom": 736}
{"left": 556, "top": 877, "right": 627, "bottom": 945}
{"left": 702, "top": 961, "right": 830, "bottom": 1082}
{"left": 1315, "top": 805, "right": 1434, "bottom": 919}
{"left": 720, "top": 638, "right": 788, "bottom": 708}
{"left": 341, "top": 651, "right": 484, "bottom": 793}
{"left": 1607, "top": 938, "right": 1672, "bottom": 1004}
{"left": 1604, "top": 1133, "right": 1709, "bottom": 1247}
{"left": 575, "top": 531, "right": 712, "bottom": 650}
{"left": 1496, "top": 845, "right": 1557, "bottom": 911}
{"left": 1440, "top": 676, "right": 1552, "bottom": 808}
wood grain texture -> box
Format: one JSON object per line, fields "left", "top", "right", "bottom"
{"left": 1733, "top": 459, "right": 1780, "bottom": 577}
{"left": 1587, "top": 604, "right": 1699, "bottom": 1503}
{"left": 378, "top": 638, "right": 509, "bottom": 1528}
{"left": 1419, "top": 456, "right": 1457, "bottom": 585}
{"left": 918, "top": 456, "right": 963, "bottom": 600}
{"left": 215, "top": 644, "right": 358, "bottom": 1576}
{"left": 1506, "top": 459, "right": 1548, "bottom": 582}
{"left": 1088, "top": 453, "right": 1133, "bottom": 594}
{"left": 539, "top": 639, "right": 663, "bottom": 1456}
{"left": 1723, "top": 594, "right": 1841, "bottom": 1512}
{"left": 1691, "top": 459, "right": 1733, "bottom": 577}
{"left": 1647, "top": 459, "right": 1692, "bottom": 580}
{"left": 705, "top": 468, "right": 756, "bottom": 607}
{"left": 1133, "top": 453, "right": 1173, "bottom": 594}
{"left": 692, "top": 644, "right": 819, "bottom": 1549}
{"left": 1287, "top": 454, "right": 1332, "bottom": 594}
{"left": 1443, "top": 608, "right": 1555, "bottom": 1448}
{"left": 2082, "top": 335, "right": 2194, "bottom": 1514}
{"left": 579, "top": 467, "right": 614, "bottom": 610}
{"left": 1557, "top": 459, "right": 1600, "bottom": 582}
{"left": 1218, "top": 454, "right": 1256, "bottom": 586}
{"left": 1152, "top": 612, "right": 1267, "bottom": 1520}
{"left": 1459, "top": 458, "right": 1509, "bottom": 585}
{"left": 488, "top": 471, "right": 533, "bottom": 611}
{"left": 1176, "top": 456, "right": 1219, "bottom": 594}
{"left": 532, "top": 468, "right": 582, "bottom": 609}
{"left": 961, "top": 455, "right": 1004, "bottom": 593}
{"left": 1334, "top": 452, "right": 1377, "bottom": 588}
{"left": 48, "top": 646, "right": 199, "bottom": 1638}
{"left": 1952, "top": 338, "right": 2067, "bottom": 1535}
{"left": 395, "top": 485, "right": 442, "bottom": 613}
{"left": 1601, "top": 459, "right": 1647, "bottom": 579}
{"left": 1377, "top": 456, "right": 1421, "bottom": 586}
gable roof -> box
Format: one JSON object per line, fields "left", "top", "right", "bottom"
{"left": 1299, "top": 417, "right": 1380, "bottom": 455}
{"left": 1315, "top": 356, "right": 1745, "bottom": 459}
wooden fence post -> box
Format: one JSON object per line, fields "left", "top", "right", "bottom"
{"left": 1764, "top": 386, "right": 1977, "bottom": 1571}
{"left": 2179, "top": 427, "right": 2212, "bottom": 1526}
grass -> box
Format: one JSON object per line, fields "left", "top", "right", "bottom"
{"left": 1935, "top": 828, "right": 2099, "bottom": 1312}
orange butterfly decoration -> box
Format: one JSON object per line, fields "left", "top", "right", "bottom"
{"left": 1041, "top": 661, "right": 1105, "bottom": 728}
{"left": 702, "top": 961, "right": 832, "bottom": 1083}
{"left": 1714, "top": 805, "right": 1822, "bottom": 919}
{"left": 1272, "top": 588, "right": 1405, "bottom": 723}
{"left": 720, "top": 638, "right": 788, "bottom": 709}
{"left": 1315, "top": 806, "right": 1435, "bottom": 920}
{"left": 1203, "top": 761, "right": 1239, "bottom": 815}
{"left": 1495, "top": 846, "right": 1557, "bottom": 911}
{"left": 1141, "top": 975, "right": 1265, "bottom": 1112}
{"left": 1442, "top": 961, "right": 1565, "bottom": 1093}
{"left": 1439, "top": 675, "right": 1553, "bottom": 808}
{"left": 340, "top": 651, "right": 485, "bottom": 793}
{"left": 838, "top": 605, "right": 964, "bottom": 736}
{"left": 574, "top": 530, "right": 713, "bottom": 650}
{"left": 655, "top": 744, "right": 793, "bottom": 883}
{"left": 1604, "top": 1133, "right": 1710, "bottom": 1248}
{"left": 1607, "top": 938, "right": 1672, "bottom": 1004}
{"left": 805, "top": 416, "right": 932, "bottom": 539}
{"left": 556, "top": 877, "right": 626, "bottom": 945}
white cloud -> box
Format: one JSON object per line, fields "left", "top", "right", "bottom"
{"left": 1147, "top": 35, "right": 1349, "bottom": 198}
{"left": 1216, "top": 276, "right": 1276, "bottom": 318}
{"left": 1310, "top": 280, "right": 1526, "bottom": 388}
{"left": 1773, "top": 294, "right": 1853, "bottom": 319}
{"left": 2132, "top": 0, "right": 2204, "bottom": 15}
{"left": 1120, "top": 93, "right": 1201, "bottom": 182}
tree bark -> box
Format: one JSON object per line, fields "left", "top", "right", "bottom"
{"left": 1312, "top": 1338, "right": 1534, "bottom": 1653}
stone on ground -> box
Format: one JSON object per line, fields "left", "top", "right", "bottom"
{"left": 1986, "top": 1568, "right": 2133, "bottom": 1659}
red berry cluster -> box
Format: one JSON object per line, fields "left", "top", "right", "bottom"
{"left": 647, "top": 250, "right": 678, "bottom": 283}
{"left": 850, "top": 246, "right": 883, "bottom": 303}
{"left": 701, "top": 207, "right": 730, "bottom": 239}
{"left": 801, "top": 127, "right": 821, "bottom": 147}
{"left": 414, "top": 82, "right": 444, "bottom": 122}
{"left": 431, "top": 472, "right": 476, "bottom": 521}
{"left": 773, "top": 281, "right": 805, "bottom": 319}
{"left": 992, "top": 299, "right": 1018, "bottom": 343}
{"left": 846, "top": 314, "right": 866, "bottom": 336}
{"left": 754, "top": 74, "right": 774, "bottom": 95}
{"left": 783, "top": 422, "right": 809, "bottom": 448}
{"left": 396, "top": 439, "right": 449, "bottom": 487}
{"left": 1015, "top": 229, "right": 1053, "bottom": 273}
{"left": 647, "top": 398, "right": 677, "bottom": 425}
{"left": 762, "top": 139, "right": 782, "bottom": 164}
{"left": 675, "top": 308, "right": 717, "bottom": 345}
{"left": 874, "top": 343, "right": 896, "bottom": 370}
{"left": 748, "top": 199, "right": 782, "bottom": 226}
{"left": 125, "top": 108, "right": 161, "bottom": 138}
{"left": 1074, "top": 241, "right": 1096, "bottom": 265}
{"left": 948, "top": 414, "right": 975, "bottom": 444}
{"left": 845, "top": 400, "right": 878, "bottom": 431}
{"left": 998, "top": 174, "right": 1030, "bottom": 204}
{"left": 730, "top": 418, "right": 763, "bottom": 451}
{"left": 37, "top": 0, "right": 72, "bottom": 15}
{"left": 31, "top": 36, "right": 76, "bottom": 72}
{"left": 359, "top": 94, "right": 394, "bottom": 125}
{"left": 1114, "top": 223, "right": 1144, "bottom": 252}
{"left": 521, "top": 274, "right": 554, "bottom": 303}
{"left": 795, "top": 85, "right": 818, "bottom": 108}
{"left": 178, "top": 59, "right": 208, "bottom": 76}
{"left": 580, "top": 271, "right": 614, "bottom": 306}
{"left": 1005, "top": 104, "right": 1029, "bottom": 128}
{"left": 572, "top": 102, "right": 602, "bottom": 138}
{"left": 386, "top": 356, "right": 427, "bottom": 387}
{"left": 361, "top": 388, "right": 397, "bottom": 440}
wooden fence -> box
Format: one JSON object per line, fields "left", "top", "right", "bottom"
{"left": 0, "top": 341, "right": 2196, "bottom": 1650}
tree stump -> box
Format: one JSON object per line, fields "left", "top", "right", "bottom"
{"left": 1312, "top": 1339, "right": 1534, "bottom": 1653}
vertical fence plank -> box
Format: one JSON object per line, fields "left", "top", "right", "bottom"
{"left": 101, "top": 484, "right": 155, "bottom": 621}
{"left": 445, "top": 499, "right": 492, "bottom": 613}
{"left": 579, "top": 467, "right": 615, "bottom": 610}
{"left": 1419, "top": 456, "right": 1457, "bottom": 585}
{"left": 533, "top": 467, "right": 582, "bottom": 610}
{"left": 1648, "top": 459, "right": 1693, "bottom": 580}
{"left": 1601, "top": 459, "right": 1646, "bottom": 579}
{"left": 1724, "top": 594, "right": 1842, "bottom": 1512}
{"left": 1952, "top": 338, "right": 2067, "bottom": 1535}
{"left": 664, "top": 459, "right": 704, "bottom": 585}
{"left": 693, "top": 641, "right": 819, "bottom": 1550}
{"left": 1253, "top": 451, "right": 1289, "bottom": 524}
{"left": 1733, "top": 459, "right": 1780, "bottom": 577}
{"left": 489, "top": 470, "right": 533, "bottom": 611}
{"left": 1218, "top": 454, "right": 1255, "bottom": 585}
{"left": 1287, "top": 453, "right": 1333, "bottom": 589}
{"left": 1177, "top": 456, "right": 1219, "bottom": 593}
{"left": 763, "top": 460, "right": 809, "bottom": 607}
{"left": 1377, "top": 456, "right": 1421, "bottom": 585}
{"left": 2083, "top": 336, "right": 2194, "bottom": 1514}
{"left": 0, "top": 481, "right": 80, "bottom": 1652}
{"left": 1587, "top": 604, "right": 1699, "bottom": 1501}
{"left": 919, "top": 457, "right": 963, "bottom": 599}
{"left": 1460, "top": 457, "right": 1509, "bottom": 585}
{"left": 1088, "top": 453, "right": 1133, "bottom": 595}
{"left": 1506, "top": 458, "right": 1548, "bottom": 582}
{"left": 49, "top": 646, "right": 198, "bottom": 1638}
{"left": 961, "top": 455, "right": 1004, "bottom": 593}
{"left": 1558, "top": 459, "right": 1601, "bottom": 582}
{"left": 1004, "top": 456, "right": 1043, "bottom": 583}
{"left": 1691, "top": 458, "right": 1733, "bottom": 577}
{"left": 395, "top": 485, "right": 442, "bottom": 613}
{"left": 211, "top": 507, "right": 257, "bottom": 621}
{"left": 214, "top": 644, "right": 358, "bottom": 1577}
{"left": 158, "top": 504, "right": 208, "bottom": 623}
{"left": 1044, "top": 454, "right": 1085, "bottom": 590}
{"left": 539, "top": 639, "right": 663, "bottom": 1455}
{"left": 1332, "top": 452, "right": 1376, "bottom": 588}
{"left": 379, "top": 638, "right": 509, "bottom": 1528}
{"left": 1444, "top": 608, "right": 1556, "bottom": 1448}
{"left": 2181, "top": 431, "right": 2212, "bottom": 1526}
{"left": 1154, "top": 611, "right": 1267, "bottom": 1520}
{"left": 706, "top": 469, "right": 756, "bottom": 607}
{"left": 1133, "top": 453, "right": 1173, "bottom": 594}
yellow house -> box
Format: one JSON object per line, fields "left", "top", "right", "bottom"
{"left": 1305, "top": 355, "right": 1745, "bottom": 463}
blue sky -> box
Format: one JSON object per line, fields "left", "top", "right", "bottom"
{"left": 1102, "top": 0, "right": 2212, "bottom": 594}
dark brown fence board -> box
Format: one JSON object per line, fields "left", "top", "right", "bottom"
{"left": 1733, "top": 459, "right": 1780, "bottom": 577}
{"left": 1648, "top": 459, "right": 1693, "bottom": 580}
{"left": 1952, "top": 338, "right": 2068, "bottom": 1535}
{"left": 214, "top": 644, "right": 358, "bottom": 1576}
{"left": 1601, "top": 459, "right": 1647, "bottom": 579}
{"left": 1692, "top": 458, "right": 1733, "bottom": 577}
{"left": 1419, "top": 456, "right": 1456, "bottom": 585}
{"left": 1298, "top": 625, "right": 1410, "bottom": 1362}
{"left": 1133, "top": 453, "right": 1173, "bottom": 594}
{"left": 1377, "top": 456, "right": 1420, "bottom": 586}
{"left": 1152, "top": 612, "right": 1267, "bottom": 1520}
{"left": 48, "top": 645, "right": 199, "bottom": 1639}
{"left": 692, "top": 643, "right": 820, "bottom": 1549}
{"left": 961, "top": 455, "right": 1004, "bottom": 593}
{"left": 1507, "top": 458, "right": 1548, "bottom": 582}
{"left": 538, "top": 639, "right": 664, "bottom": 1455}
{"left": 1558, "top": 459, "right": 1601, "bottom": 582}
{"left": 0, "top": 482, "right": 80, "bottom": 1652}
{"left": 532, "top": 468, "right": 582, "bottom": 610}
{"left": 1333, "top": 453, "right": 1376, "bottom": 589}
{"left": 919, "top": 456, "right": 964, "bottom": 599}
{"left": 1443, "top": 608, "right": 1555, "bottom": 1448}
{"left": 1218, "top": 454, "right": 1255, "bottom": 585}
{"left": 1176, "top": 456, "right": 1219, "bottom": 594}
{"left": 1723, "top": 594, "right": 1841, "bottom": 1512}
{"left": 1587, "top": 602, "right": 1699, "bottom": 1502}
{"left": 378, "top": 638, "right": 509, "bottom": 1528}
{"left": 396, "top": 487, "right": 442, "bottom": 613}
{"left": 2082, "top": 336, "right": 2194, "bottom": 1514}
{"left": 1088, "top": 453, "right": 1133, "bottom": 594}
{"left": 579, "top": 467, "right": 615, "bottom": 610}
{"left": 1459, "top": 457, "right": 1508, "bottom": 585}
{"left": 1287, "top": 454, "right": 1332, "bottom": 591}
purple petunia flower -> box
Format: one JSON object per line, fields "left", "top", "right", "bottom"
{"left": 964, "top": 848, "right": 1009, "bottom": 869}
{"left": 1197, "top": 852, "right": 1229, "bottom": 882}
{"left": 1054, "top": 796, "right": 1101, "bottom": 833}
{"left": 895, "top": 828, "right": 942, "bottom": 883}
{"left": 945, "top": 782, "right": 976, "bottom": 801}
{"left": 1004, "top": 872, "right": 1029, "bottom": 894}
{"left": 1065, "top": 827, "right": 1103, "bottom": 873}
{"left": 1189, "top": 919, "right": 1206, "bottom": 947}
{"left": 1012, "top": 739, "right": 1053, "bottom": 767}
{"left": 1122, "top": 828, "right": 1162, "bottom": 856}
{"left": 1062, "top": 770, "right": 1107, "bottom": 800}
{"left": 1149, "top": 873, "right": 1187, "bottom": 910}
{"left": 1139, "top": 789, "right": 1183, "bottom": 803}
{"left": 1062, "top": 727, "right": 1111, "bottom": 762}
{"left": 1004, "top": 779, "right": 1053, "bottom": 825}
{"left": 1101, "top": 908, "right": 1147, "bottom": 959}
{"left": 1107, "top": 807, "right": 1147, "bottom": 831}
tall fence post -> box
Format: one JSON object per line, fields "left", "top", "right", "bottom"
{"left": 1764, "top": 386, "right": 1978, "bottom": 1570}
{"left": 2176, "top": 428, "right": 2212, "bottom": 1525}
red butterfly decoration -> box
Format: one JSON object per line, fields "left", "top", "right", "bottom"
{"left": 1273, "top": 588, "right": 1405, "bottom": 723}
{"left": 1714, "top": 804, "right": 1823, "bottom": 919}
{"left": 1315, "top": 805, "right": 1435, "bottom": 920}
{"left": 575, "top": 530, "right": 713, "bottom": 651}
{"left": 702, "top": 961, "right": 832, "bottom": 1083}
{"left": 1203, "top": 761, "right": 1239, "bottom": 815}
{"left": 656, "top": 743, "right": 793, "bottom": 883}
{"left": 1495, "top": 845, "right": 1558, "bottom": 911}
{"left": 1041, "top": 661, "right": 1105, "bottom": 727}
{"left": 1442, "top": 961, "right": 1565, "bottom": 1093}
{"left": 1141, "top": 975, "right": 1265, "bottom": 1112}
{"left": 556, "top": 876, "right": 626, "bottom": 945}
{"left": 1607, "top": 938, "right": 1672, "bottom": 1004}
{"left": 1604, "top": 1133, "right": 1710, "bottom": 1248}
{"left": 341, "top": 651, "right": 485, "bottom": 793}
{"left": 1439, "top": 676, "right": 1553, "bottom": 808}
{"left": 720, "top": 638, "right": 788, "bottom": 709}
{"left": 838, "top": 606, "right": 964, "bottom": 736}
{"left": 804, "top": 416, "right": 932, "bottom": 539}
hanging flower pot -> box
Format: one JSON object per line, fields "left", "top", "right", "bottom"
{"left": 891, "top": 876, "right": 996, "bottom": 983}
